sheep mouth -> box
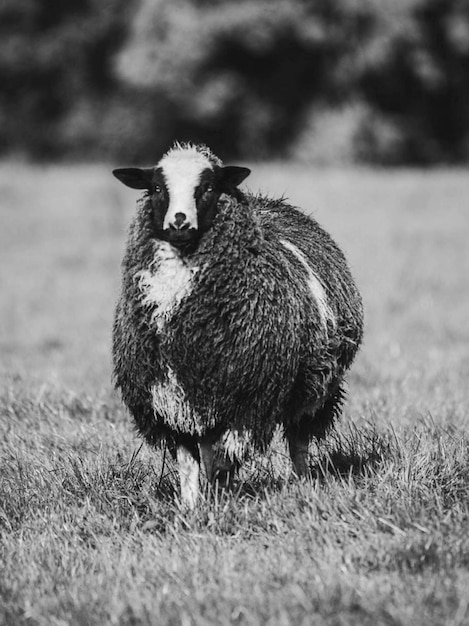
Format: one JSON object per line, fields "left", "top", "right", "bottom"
{"left": 164, "top": 229, "right": 199, "bottom": 251}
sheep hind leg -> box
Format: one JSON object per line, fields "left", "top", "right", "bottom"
{"left": 286, "top": 414, "right": 314, "bottom": 478}
{"left": 288, "top": 436, "right": 311, "bottom": 478}
{"left": 288, "top": 385, "right": 346, "bottom": 478}
{"left": 176, "top": 444, "right": 200, "bottom": 510}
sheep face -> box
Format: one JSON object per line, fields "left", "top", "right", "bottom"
{"left": 113, "top": 145, "right": 250, "bottom": 252}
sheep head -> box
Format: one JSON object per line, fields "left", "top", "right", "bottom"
{"left": 113, "top": 143, "right": 250, "bottom": 251}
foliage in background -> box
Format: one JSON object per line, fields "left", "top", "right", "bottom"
{"left": 358, "top": 0, "right": 469, "bottom": 163}
{"left": 0, "top": 0, "right": 145, "bottom": 160}
{"left": 1, "top": 0, "right": 469, "bottom": 162}
{"left": 116, "top": 0, "right": 372, "bottom": 159}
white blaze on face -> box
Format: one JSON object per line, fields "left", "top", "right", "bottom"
{"left": 280, "top": 239, "right": 336, "bottom": 328}
{"left": 158, "top": 147, "right": 214, "bottom": 231}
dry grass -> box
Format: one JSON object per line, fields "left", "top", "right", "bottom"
{"left": 1, "top": 162, "right": 469, "bottom": 625}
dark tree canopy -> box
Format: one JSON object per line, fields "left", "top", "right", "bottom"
{"left": 1, "top": 0, "right": 469, "bottom": 163}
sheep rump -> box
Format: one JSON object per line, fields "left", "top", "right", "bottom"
{"left": 112, "top": 191, "right": 363, "bottom": 463}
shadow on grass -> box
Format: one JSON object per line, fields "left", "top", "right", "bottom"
{"left": 77, "top": 424, "right": 392, "bottom": 534}
{"left": 141, "top": 424, "right": 390, "bottom": 509}
{"left": 310, "top": 424, "right": 391, "bottom": 481}
{"left": 236, "top": 423, "right": 391, "bottom": 499}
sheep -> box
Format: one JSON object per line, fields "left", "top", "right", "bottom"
{"left": 112, "top": 142, "right": 363, "bottom": 508}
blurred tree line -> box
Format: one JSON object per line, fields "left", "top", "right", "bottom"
{"left": 1, "top": 0, "right": 469, "bottom": 163}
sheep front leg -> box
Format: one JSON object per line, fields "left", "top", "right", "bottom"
{"left": 176, "top": 445, "right": 200, "bottom": 509}
{"left": 199, "top": 439, "right": 215, "bottom": 482}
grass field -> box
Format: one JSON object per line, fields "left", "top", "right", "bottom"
{"left": 1, "top": 162, "right": 469, "bottom": 626}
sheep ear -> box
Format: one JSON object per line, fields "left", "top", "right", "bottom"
{"left": 112, "top": 167, "right": 154, "bottom": 190}
{"left": 220, "top": 166, "right": 251, "bottom": 191}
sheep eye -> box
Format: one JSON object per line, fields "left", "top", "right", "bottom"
{"left": 153, "top": 185, "right": 162, "bottom": 194}
{"left": 205, "top": 185, "right": 214, "bottom": 194}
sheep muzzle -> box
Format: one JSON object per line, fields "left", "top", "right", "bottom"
{"left": 164, "top": 227, "right": 199, "bottom": 250}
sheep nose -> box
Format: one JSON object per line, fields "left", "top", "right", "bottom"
{"left": 170, "top": 212, "right": 190, "bottom": 231}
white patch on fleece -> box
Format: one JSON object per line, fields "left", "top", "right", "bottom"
{"left": 220, "top": 429, "right": 252, "bottom": 461}
{"left": 280, "top": 239, "right": 335, "bottom": 328}
{"left": 137, "top": 241, "right": 198, "bottom": 331}
{"left": 158, "top": 146, "right": 214, "bottom": 230}
{"left": 151, "top": 366, "right": 202, "bottom": 434}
